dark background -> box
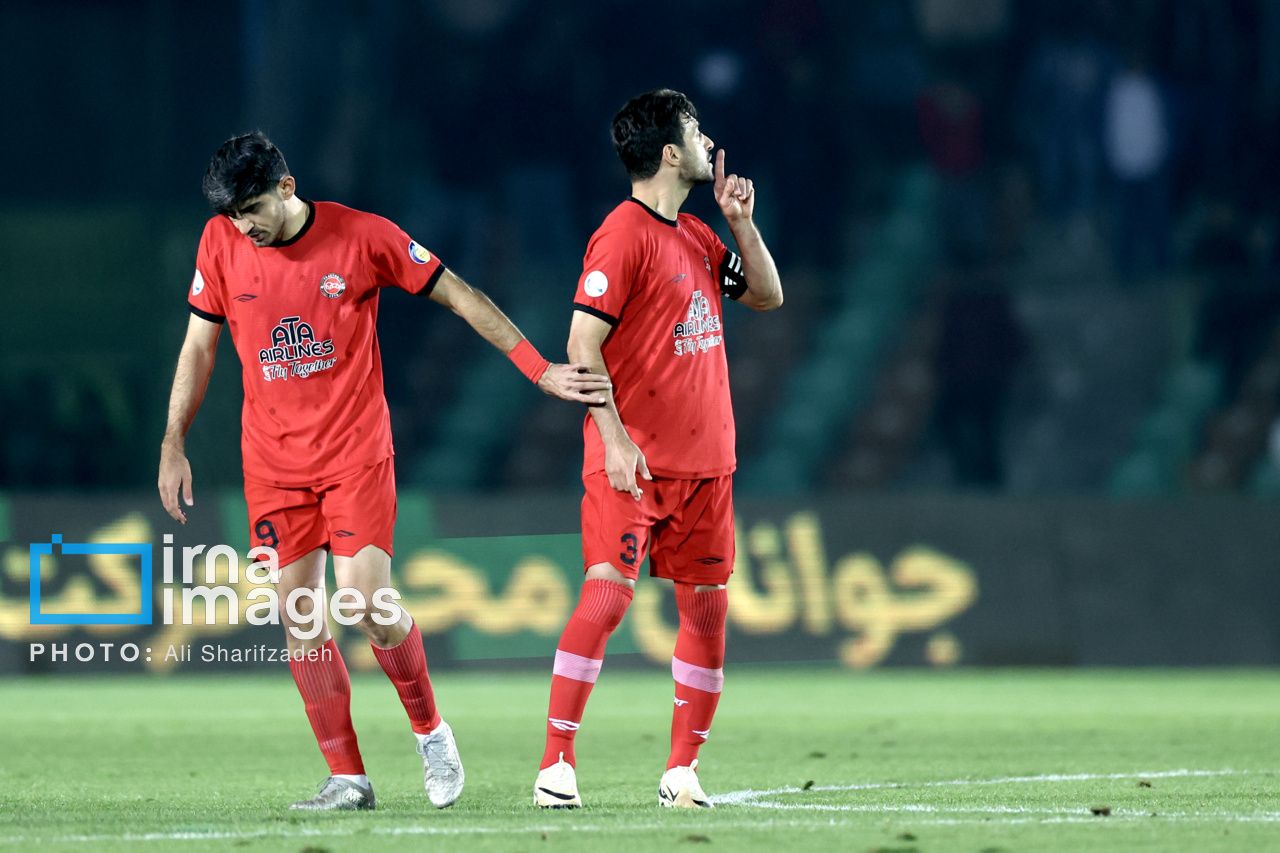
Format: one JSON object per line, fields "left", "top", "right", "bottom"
{"left": 6, "top": 0, "right": 1280, "bottom": 498}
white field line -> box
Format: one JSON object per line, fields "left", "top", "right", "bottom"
{"left": 4, "top": 811, "right": 1280, "bottom": 846}
{"left": 747, "top": 802, "right": 1280, "bottom": 820}
{"left": 0, "top": 768, "right": 1274, "bottom": 845}
{"left": 714, "top": 768, "right": 1253, "bottom": 805}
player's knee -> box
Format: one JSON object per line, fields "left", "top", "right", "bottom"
{"left": 346, "top": 603, "right": 407, "bottom": 646}
{"left": 579, "top": 568, "right": 635, "bottom": 631}
{"left": 675, "top": 583, "right": 728, "bottom": 635}
{"left": 280, "top": 586, "right": 329, "bottom": 648}
{"left": 584, "top": 562, "right": 635, "bottom": 587}
{"left": 280, "top": 617, "right": 329, "bottom": 654}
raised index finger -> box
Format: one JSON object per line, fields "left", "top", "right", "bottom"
{"left": 715, "top": 149, "right": 726, "bottom": 185}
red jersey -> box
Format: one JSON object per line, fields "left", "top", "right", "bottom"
{"left": 573, "top": 198, "right": 747, "bottom": 479}
{"left": 187, "top": 200, "right": 445, "bottom": 487}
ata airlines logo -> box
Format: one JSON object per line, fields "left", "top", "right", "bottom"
{"left": 672, "top": 290, "right": 723, "bottom": 357}
{"left": 257, "top": 316, "right": 337, "bottom": 381}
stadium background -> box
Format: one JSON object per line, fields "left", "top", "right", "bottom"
{"left": 2, "top": 0, "right": 1279, "bottom": 674}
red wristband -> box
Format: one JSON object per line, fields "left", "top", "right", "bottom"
{"left": 508, "top": 339, "right": 550, "bottom": 384}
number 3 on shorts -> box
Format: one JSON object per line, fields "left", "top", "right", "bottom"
{"left": 619, "top": 532, "right": 638, "bottom": 567}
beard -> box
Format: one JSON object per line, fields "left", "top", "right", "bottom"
{"left": 682, "top": 155, "right": 715, "bottom": 185}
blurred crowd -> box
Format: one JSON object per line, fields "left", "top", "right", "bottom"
{"left": 5, "top": 0, "right": 1280, "bottom": 493}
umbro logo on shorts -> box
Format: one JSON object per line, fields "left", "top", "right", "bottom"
{"left": 696, "top": 557, "right": 723, "bottom": 565}
{"left": 334, "top": 530, "right": 356, "bottom": 538}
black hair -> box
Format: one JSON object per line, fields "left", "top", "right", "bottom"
{"left": 201, "top": 132, "right": 290, "bottom": 215}
{"left": 611, "top": 89, "right": 699, "bottom": 181}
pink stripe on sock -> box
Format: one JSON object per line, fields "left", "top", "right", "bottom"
{"left": 553, "top": 649, "right": 603, "bottom": 683}
{"left": 672, "top": 656, "right": 723, "bottom": 693}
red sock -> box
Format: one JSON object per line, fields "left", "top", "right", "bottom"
{"left": 371, "top": 622, "right": 441, "bottom": 734}
{"left": 288, "top": 638, "right": 365, "bottom": 775}
{"left": 541, "top": 579, "right": 634, "bottom": 769}
{"left": 668, "top": 584, "right": 727, "bottom": 769}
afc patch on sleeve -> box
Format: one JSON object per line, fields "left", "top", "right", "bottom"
{"left": 191, "top": 269, "right": 205, "bottom": 296}
{"left": 407, "top": 240, "right": 432, "bottom": 265}
{"left": 584, "top": 270, "right": 608, "bottom": 297}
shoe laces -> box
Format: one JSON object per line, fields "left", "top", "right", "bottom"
{"left": 421, "top": 733, "right": 457, "bottom": 775}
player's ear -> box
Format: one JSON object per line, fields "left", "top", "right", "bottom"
{"left": 662, "top": 143, "right": 681, "bottom": 169}
{"left": 278, "top": 175, "right": 296, "bottom": 199}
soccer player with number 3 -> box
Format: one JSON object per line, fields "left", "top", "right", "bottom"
{"left": 534, "top": 90, "right": 783, "bottom": 809}
{"left": 157, "top": 132, "right": 610, "bottom": 811}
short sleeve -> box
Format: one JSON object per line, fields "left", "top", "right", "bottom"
{"left": 188, "top": 219, "right": 228, "bottom": 323}
{"left": 366, "top": 215, "right": 446, "bottom": 296}
{"left": 573, "top": 225, "right": 642, "bottom": 326}
{"left": 691, "top": 217, "right": 746, "bottom": 301}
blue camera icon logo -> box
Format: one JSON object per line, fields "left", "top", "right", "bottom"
{"left": 29, "top": 534, "right": 153, "bottom": 626}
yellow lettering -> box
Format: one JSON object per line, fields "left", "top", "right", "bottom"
{"left": 728, "top": 521, "right": 797, "bottom": 633}
{"left": 832, "top": 547, "right": 977, "bottom": 668}
{"left": 787, "top": 512, "right": 833, "bottom": 634}
{"left": 398, "top": 550, "right": 571, "bottom": 636}
{"left": 630, "top": 582, "right": 677, "bottom": 664}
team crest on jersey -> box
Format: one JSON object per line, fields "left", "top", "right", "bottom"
{"left": 408, "top": 241, "right": 431, "bottom": 265}
{"left": 319, "top": 273, "right": 347, "bottom": 299}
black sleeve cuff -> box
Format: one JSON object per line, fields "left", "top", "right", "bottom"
{"left": 417, "top": 264, "right": 447, "bottom": 297}
{"left": 188, "top": 303, "right": 226, "bottom": 324}
{"left": 719, "top": 251, "right": 748, "bottom": 300}
{"left": 572, "top": 302, "right": 618, "bottom": 326}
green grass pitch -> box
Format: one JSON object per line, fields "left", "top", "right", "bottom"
{"left": 0, "top": 668, "right": 1276, "bottom": 851}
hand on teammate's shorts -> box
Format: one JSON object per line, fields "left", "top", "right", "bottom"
{"left": 604, "top": 436, "right": 652, "bottom": 501}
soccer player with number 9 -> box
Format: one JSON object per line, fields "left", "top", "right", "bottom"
{"left": 157, "top": 132, "right": 610, "bottom": 811}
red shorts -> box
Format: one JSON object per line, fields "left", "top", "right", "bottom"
{"left": 580, "top": 471, "right": 735, "bottom": 585}
{"left": 243, "top": 457, "right": 397, "bottom": 568}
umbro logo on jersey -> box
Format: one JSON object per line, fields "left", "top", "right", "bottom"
{"left": 669, "top": 273, "right": 687, "bottom": 284}
{"left": 703, "top": 255, "right": 712, "bottom": 272}
{"left": 696, "top": 557, "right": 723, "bottom": 565}
{"left": 334, "top": 530, "right": 356, "bottom": 538}
{"left": 234, "top": 293, "right": 258, "bottom": 302}
{"left": 320, "top": 273, "right": 347, "bottom": 299}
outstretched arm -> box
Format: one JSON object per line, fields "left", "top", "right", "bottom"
{"left": 568, "top": 310, "right": 651, "bottom": 501}
{"left": 429, "top": 268, "right": 610, "bottom": 403}
{"left": 715, "top": 148, "right": 783, "bottom": 312}
{"left": 158, "top": 313, "right": 222, "bottom": 524}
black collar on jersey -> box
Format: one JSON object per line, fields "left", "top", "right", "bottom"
{"left": 272, "top": 198, "right": 316, "bottom": 247}
{"left": 627, "top": 196, "right": 678, "bottom": 227}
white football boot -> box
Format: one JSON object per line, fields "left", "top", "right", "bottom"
{"left": 534, "top": 752, "right": 582, "bottom": 808}
{"left": 658, "top": 759, "right": 712, "bottom": 808}
{"left": 289, "top": 776, "right": 375, "bottom": 810}
{"left": 416, "top": 720, "right": 465, "bottom": 808}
